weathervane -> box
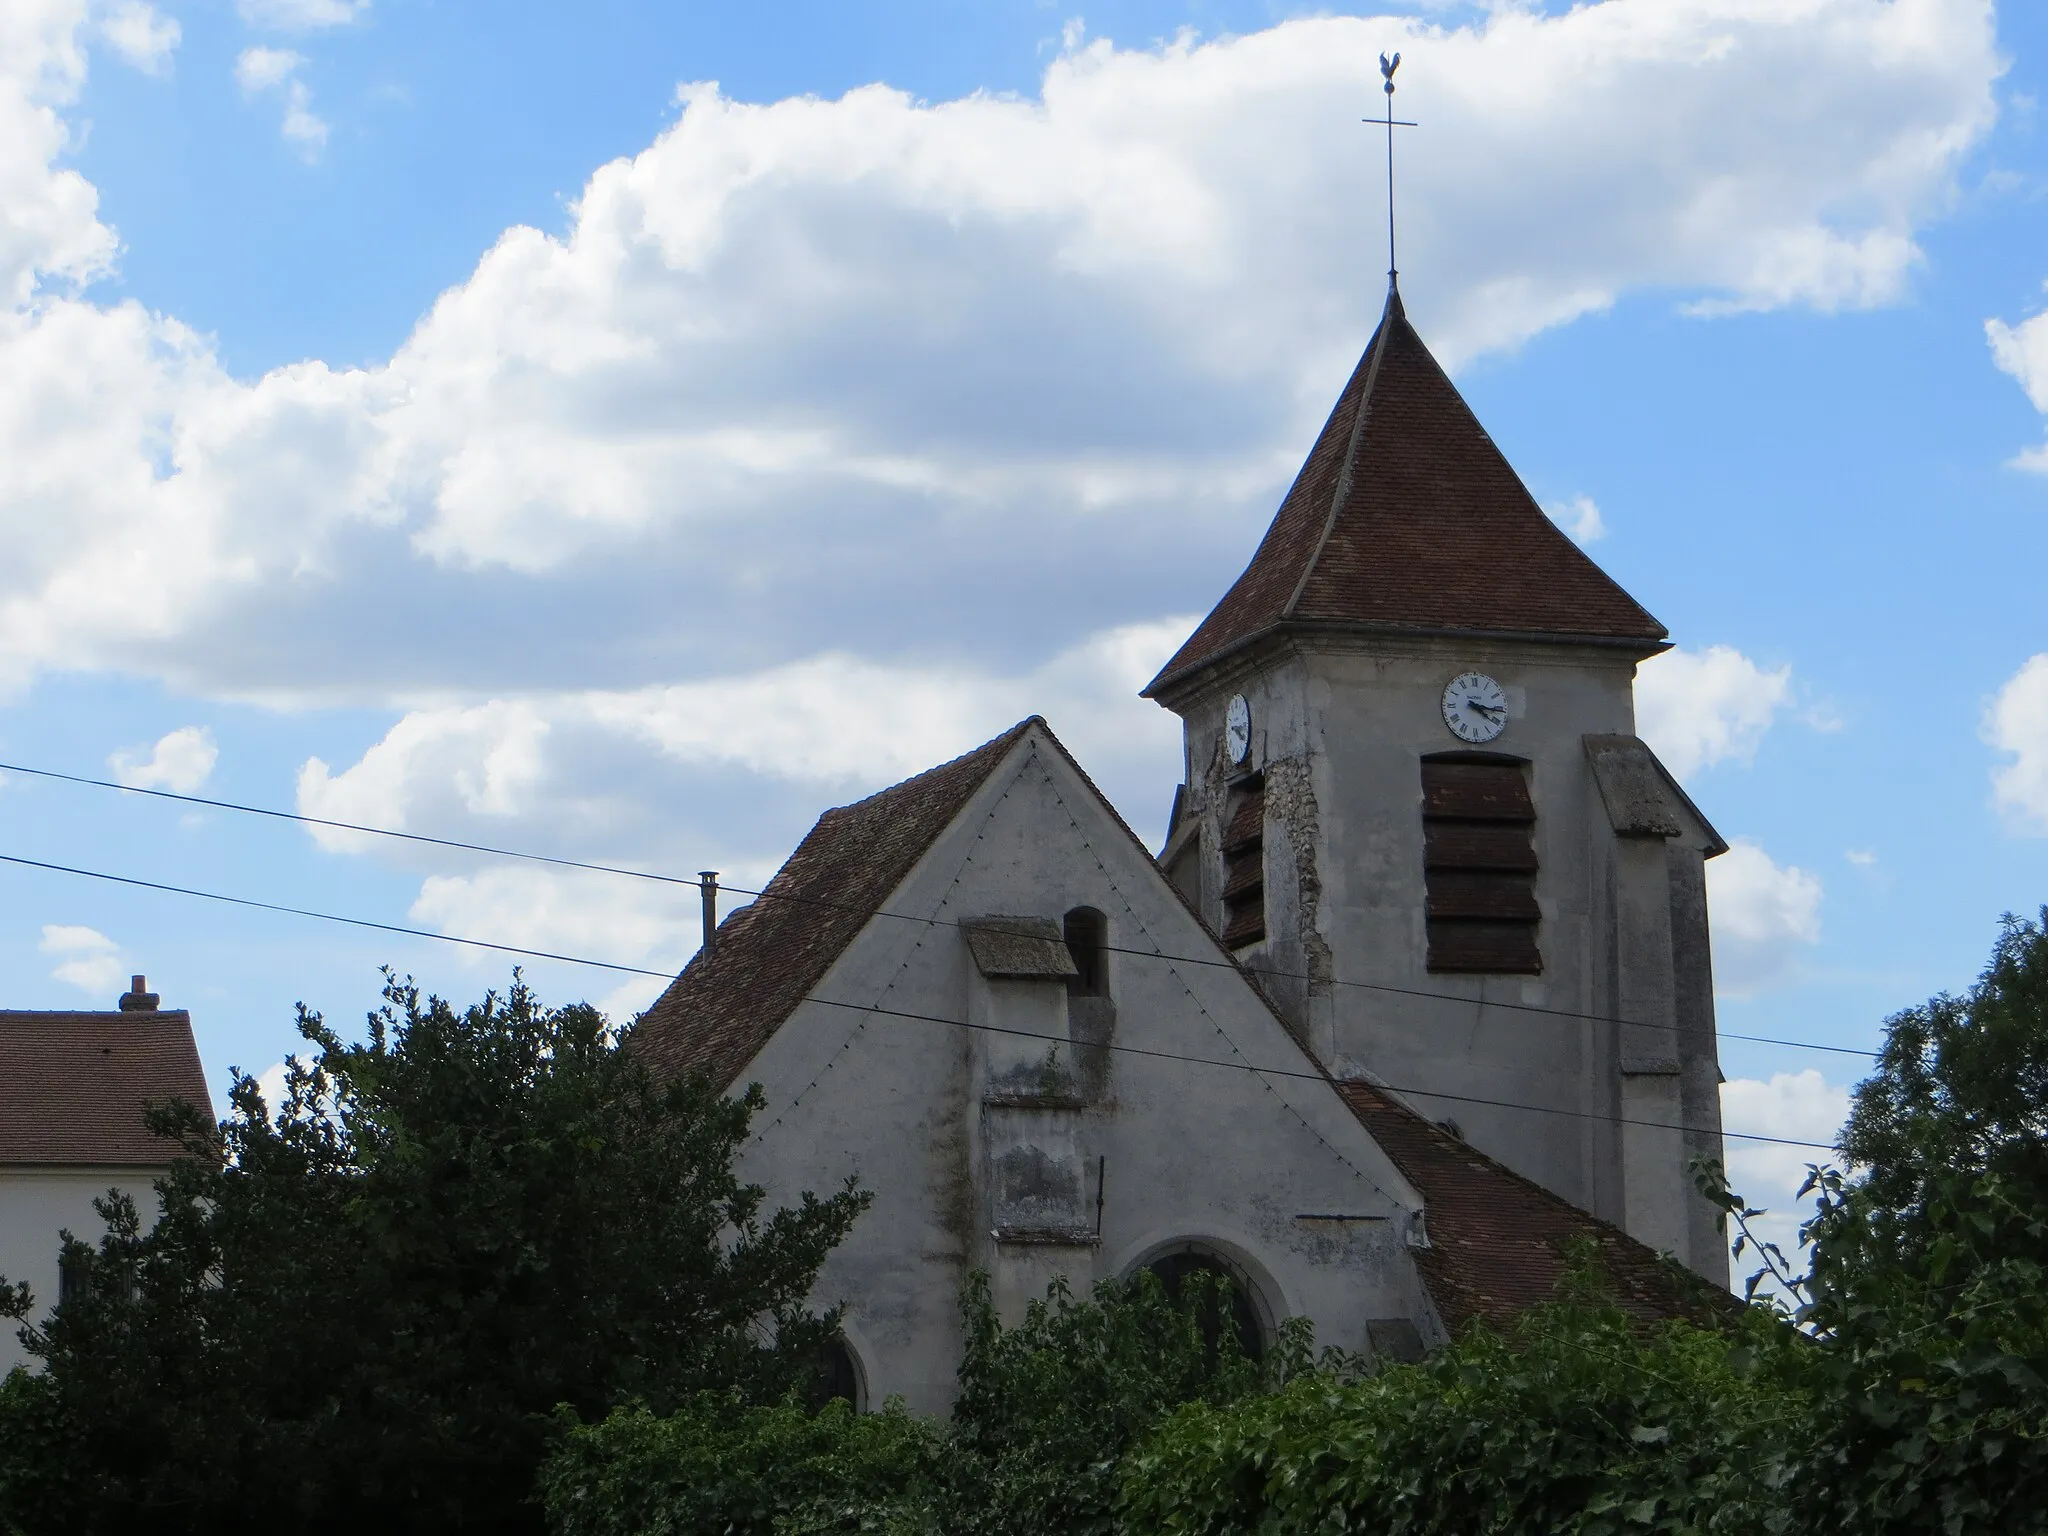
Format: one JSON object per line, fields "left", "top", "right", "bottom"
{"left": 1369, "top": 51, "right": 1417, "bottom": 289}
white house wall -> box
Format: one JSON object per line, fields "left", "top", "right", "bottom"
{"left": 0, "top": 1167, "right": 158, "bottom": 1376}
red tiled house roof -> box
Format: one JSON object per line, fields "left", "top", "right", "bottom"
{"left": 632, "top": 720, "right": 1040, "bottom": 1090}
{"left": 0, "top": 1011, "right": 214, "bottom": 1166}
{"left": 1338, "top": 1080, "right": 1731, "bottom": 1334}
{"left": 1146, "top": 287, "right": 1666, "bottom": 697}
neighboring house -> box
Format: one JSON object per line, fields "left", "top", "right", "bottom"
{"left": 634, "top": 284, "right": 1731, "bottom": 1412}
{"left": 0, "top": 976, "right": 213, "bottom": 1376}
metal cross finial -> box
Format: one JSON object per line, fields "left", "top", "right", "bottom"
{"left": 1370, "top": 51, "right": 1417, "bottom": 289}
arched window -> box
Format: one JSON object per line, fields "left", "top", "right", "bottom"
{"left": 1063, "top": 907, "right": 1109, "bottom": 998}
{"left": 1143, "top": 1248, "right": 1266, "bottom": 1363}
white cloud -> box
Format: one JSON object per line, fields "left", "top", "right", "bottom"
{"left": 1720, "top": 1069, "right": 1853, "bottom": 1299}
{"left": 294, "top": 619, "right": 1189, "bottom": 966}
{"left": 1635, "top": 645, "right": 1793, "bottom": 780}
{"left": 39, "top": 921, "right": 125, "bottom": 994}
{"left": 0, "top": 1, "right": 120, "bottom": 306}
{"left": 1986, "top": 300, "right": 2048, "bottom": 470}
{"left": 1845, "top": 847, "right": 1877, "bottom": 867}
{"left": 0, "top": 1, "right": 2005, "bottom": 707}
{"left": 109, "top": 724, "right": 219, "bottom": 792}
{"left": 233, "top": 43, "right": 300, "bottom": 91}
{"left": 236, "top": 0, "right": 368, "bottom": 29}
{"left": 1707, "top": 837, "right": 1822, "bottom": 997}
{"left": 300, "top": 617, "right": 1186, "bottom": 832}
{"left": 1986, "top": 652, "right": 2048, "bottom": 832}
{"left": 98, "top": 1, "right": 178, "bottom": 74}
{"left": 253, "top": 1059, "right": 292, "bottom": 1115}
{"left": 233, "top": 46, "right": 327, "bottom": 157}
{"left": 1543, "top": 494, "right": 1606, "bottom": 544}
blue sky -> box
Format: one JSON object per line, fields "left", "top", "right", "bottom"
{"left": 5, "top": 0, "right": 2048, "bottom": 1257}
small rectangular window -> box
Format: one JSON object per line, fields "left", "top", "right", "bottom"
{"left": 1421, "top": 756, "right": 1540, "bottom": 974}
{"left": 1063, "top": 908, "right": 1109, "bottom": 998}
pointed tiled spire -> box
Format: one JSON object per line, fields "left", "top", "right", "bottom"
{"left": 1144, "top": 288, "right": 1666, "bottom": 698}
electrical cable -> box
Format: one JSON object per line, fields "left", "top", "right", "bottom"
{"left": 0, "top": 757, "right": 1877, "bottom": 1061}
{"left": 0, "top": 847, "right": 1839, "bottom": 1151}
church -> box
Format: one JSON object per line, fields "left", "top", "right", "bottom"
{"left": 634, "top": 281, "right": 1730, "bottom": 1413}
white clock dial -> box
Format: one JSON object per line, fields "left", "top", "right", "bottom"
{"left": 1225, "top": 694, "right": 1252, "bottom": 764}
{"left": 1441, "top": 672, "right": 1508, "bottom": 744}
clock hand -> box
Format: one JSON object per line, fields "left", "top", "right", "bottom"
{"left": 1465, "top": 700, "right": 1504, "bottom": 716}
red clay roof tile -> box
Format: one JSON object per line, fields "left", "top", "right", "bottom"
{"left": 1147, "top": 288, "right": 1666, "bottom": 696}
{"left": 0, "top": 1011, "right": 213, "bottom": 1166}
{"left": 1337, "top": 1079, "right": 1730, "bottom": 1334}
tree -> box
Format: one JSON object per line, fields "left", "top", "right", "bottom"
{"left": 0, "top": 973, "right": 867, "bottom": 1536}
{"left": 1792, "top": 910, "right": 2048, "bottom": 1532}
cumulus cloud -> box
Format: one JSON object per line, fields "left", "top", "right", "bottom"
{"left": 294, "top": 619, "right": 1189, "bottom": 964}
{"left": 1986, "top": 652, "right": 2048, "bottom": 832}
{"left": 110, "top": 724, "right": 219, "bottom": 792}
{"left": 1708, "top": 837, "right": 1823, "bottom": 997}
{"left": 233, "top": 45, "right": 326, "bottom": 157}
{"left": 1636, "top": 645, "right": 1793, "bottom": 780}
{"left": 0, "top": 1, "right": 120, "bottom": 305}
{"left": 39, "top": 921, "right": 124, "bottom": 994}
{"left": 1543, "top": 494, "right": 1605, "bottom": 544}
{"left": 0, "top": 0, "right": 2005, "bottom": 706}
{"left": 1720, "top": 1069, "right": 1853, "bottom": 1298}
{"left": 1986, "top": 300, "right": 2048, "bottom": 470}
{"left": 98, "top": 1, "right": 179, "bottom": 74}
{"left": 236, "top": 0, "right": 368, "bottom": 29}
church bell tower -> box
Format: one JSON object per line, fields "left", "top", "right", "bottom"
{"left": 1145, "top": 285, "right": 1729, "bottom": 1280}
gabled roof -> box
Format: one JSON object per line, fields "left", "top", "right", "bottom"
{"left": 1146, "top": 287, "right": 1666, "bottom": 697}
{"left": 1337, "top": 1080, "right": 1731, "bottom": 1334}
{"left": 632, "top": 719, "right": 1039, "bottom": 1089}
{"left": 0, "top": 1010, "right": 213, "bottom": 1166}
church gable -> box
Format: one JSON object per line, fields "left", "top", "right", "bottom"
{"left": 1146, "top": 289, "right": 1666, "bottom": 698}
{"left": 634, "top": 716, "right": 1721, "bottom": 1409}
{"left": 632, "top": 718, "right": 1037, "bottom": 1090}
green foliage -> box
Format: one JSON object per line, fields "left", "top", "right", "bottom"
{"left": 941, "top": 1267, "right": 1314, "bottom": 1536}
{"left": 538, "top": 1397, "right": 944, "bottom": 1536}
{"left": 0, "top": 973, "right": 867, "bottom": 1536}
{"left": 537, "top": 1263, "right": 1307, "bottom": 1536}
{"left": 1120, "top": 1275, "right": 1810, "bottom": 1536}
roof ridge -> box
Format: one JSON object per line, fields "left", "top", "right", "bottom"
{"left": 1282, "top": 285, "right": 1401, "bottom": 621}
{"left": 631, "top": 717, "right": 1043, "bottom": 1088}
{"left": 822, "top": 716, "right": 1044, "bottom": 822}
{"left": 1143, "top": 294, "right": 1666, "bottom": 698}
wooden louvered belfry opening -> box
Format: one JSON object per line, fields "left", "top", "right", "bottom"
{"left": 1219, "top": 772, "right": 1266, "bottom": 950}
{"left": 1421, "top": 754, "right": 1540, "bottom": 974}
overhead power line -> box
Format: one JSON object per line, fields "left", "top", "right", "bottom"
{"left": 0, "top": 847, "right": 1839, "bottom": 1152}
{"left": 0, "top": 757, "right": 1877, "bottom": 1062}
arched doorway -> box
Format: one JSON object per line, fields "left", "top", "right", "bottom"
{"left": 1141, "top": 1246, "right": 1267, "bottom": 1363}
{"left": 804, "top": 1334, "right": 864, "bottom": 1410}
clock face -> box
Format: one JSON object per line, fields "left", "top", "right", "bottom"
{"left": 1225, "top": 694, "right": 1252, "bottom": 763}
{"left": 1441, "top": 672, "right": 1508, "bottom": 744}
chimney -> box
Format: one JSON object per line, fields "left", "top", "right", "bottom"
{"left": 699, "top": 872, "right": 720, "bottom": 961}
{"left": 118, "top": 974, "right": 160, "bottom": 1012}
